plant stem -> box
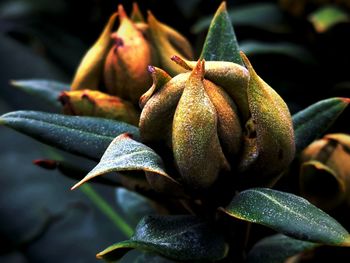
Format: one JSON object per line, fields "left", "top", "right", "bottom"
{"left": 80, "top": 183, "right": 133, "bottom": 238}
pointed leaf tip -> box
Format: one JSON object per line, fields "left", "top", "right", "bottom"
{"left": 200, "top": 2, "right": 243, "bottom": 64}
{"left": 71, "top": 133, "right": 172, "bottom": 190}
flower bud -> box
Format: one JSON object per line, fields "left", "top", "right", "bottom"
{"left": 103, "top": 5, "right": 156, "bottom": 104}
{"left": 71, "top": 3, "right": 193, "bottom": 108}
{"left": 140, "top": 53, "right": 295, "bottom": 191}
{"left": 71, "top": 13, "right": 117, "bottom": 91}
{"left": 59, "top": 90, "right": 139, "bottom": 125}
{"left": 300, "top": 133, "right": 350, "bottom": 210}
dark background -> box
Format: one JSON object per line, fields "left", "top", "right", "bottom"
{"left": 1, "top": 0, "right": 350, "bottom": 262}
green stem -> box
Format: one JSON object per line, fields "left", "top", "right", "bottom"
{"left": 80, "top": 184, "right": 133, "bottom": 238}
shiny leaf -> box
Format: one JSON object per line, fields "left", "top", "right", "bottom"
{"left": 11, "top": 79, "right": 69, "bottom": 109}
{"left": 292, "top": 97, "right": 350, "bottom": 154}
{"left": 0, "top": 111, "right": 139, "bottom": 160}
{"left": 247, "top": 234, "right": 319, "bottom": 263}
{"left": 200, "top": 2, "right": 243, "bottom": 65}
{"left": 222, "top": 188, "right": 350, "bottom": 246}
{"left": 71, "top": 133, "right": 177, "bottom": 190}
{"left": 97, "top": 215, "right": 228, "bottom": 262}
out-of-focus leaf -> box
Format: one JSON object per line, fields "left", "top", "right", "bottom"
{"left": 0, "top": 111, "right": 139, "bottom": 160}
{"left": 0, "top": 125, "right": 124, "bottom": 263}
{"left": 222, "top": 188, "right": 350, "bottom": 246}
{"left": 0, "top": 0, "right": 66, "bottom": 19}
{"left": 292, "top": 97, "right": 350, "bottom": 154}
{"left": 115, "top": 188, "right": 157, "bottom": 227}
{"left": 71, "top": 133, "right": 177, "bottom": 190}
{"left": 309, "top": 5, "right": 350, "bottom": 33}
{"left": 247, "top": 234, "right": 319, "bottom": 263}
{"left": 200, "top": 2, "right": 242, "bottom": 65}
{"left": 97, "top": 215, "right": 228, "bottom": 262}
{"left": 134, "top": 252, "right": 178, "bottom": 263}
{"left": 192, "top": 3, "right": 288, "bottom": 34}
{"left": 240, "top": 41, "right": 316, "bottom": 64}
{"left": 173, "top": 0, "right": 201, "bottom": 18}
{"left": 11, "top": 79, "right": 69, "bottom": 109}
{"left": 34, "top": 158, "right": 121, "bottom": 187}
{"left": 0, "top": 34, "right": 67, "bottom": 111}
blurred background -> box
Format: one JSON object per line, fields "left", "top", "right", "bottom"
{"left": 1, "top": 0, "right": 350, "bottom": 262}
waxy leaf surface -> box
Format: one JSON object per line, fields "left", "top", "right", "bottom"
{"left": 0, "top": 111, "right": 139, "bottom": 160}
{"left": 200, "top": 2, "right": 242, "bottom": 65}
{"left": 223, "top": 188, "right": 350, "bottom": 246}
{"left": 72, "top": 134, "right": 176, "bottom": 190}
{"left": 292, "top": 97, "right": 349, "bottom": 154}
{"left": 97, "top": 215, "right": 228, "bottom": 262}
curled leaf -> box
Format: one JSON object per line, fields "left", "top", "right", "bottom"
{"left": 71, "top": 133, "right": 179, "bottom": 191}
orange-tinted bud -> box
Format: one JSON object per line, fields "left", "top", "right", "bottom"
{"left": 300, "top": 133, "right": 350, "bottom": 210}
{"left": 59, "top": 90, "right": 139, "bottom": 125}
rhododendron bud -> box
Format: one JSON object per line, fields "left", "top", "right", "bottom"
{"left": 59, "top": 90, "right": 139, "bottom": 125}
{"left": 301, "top": 133, "right": 350, "bottom": 210}
{"left": 139, "top": 53, "right": 295, "bottom": 190}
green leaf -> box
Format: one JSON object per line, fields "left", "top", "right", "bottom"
{"left": 11, "top": 79, "right": 69, "bottom": 109}
{"left": 0, "top": 111, "right": 139, "bottom": 160}
{"left": 292, "top": 97, "right": 350, "bottom": 154}
{"left": 192, "top": 3, "right": 288, "bottom": 34}
{"left": 309, "top": 5, "right": 350, "bottom": 33}
{"left": 71, "top": 133, "right": 177, "bottom": 190}
{"left": 115, "top": 188, "right": 157, "bottom": 227}
{"left": 200, "top": 2, "right": 243, "bottom": 65}
{"left": 247, "top": 234, "right": 319, "bottom": 263}
{"left": 240, "top": 41, "right": 316, "bottom": 64}
{"left": 97, "top": 215, "right": 228, "bottom": 262}
{"left": 222, "top": 188, "right": 350, "bottom": 246}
